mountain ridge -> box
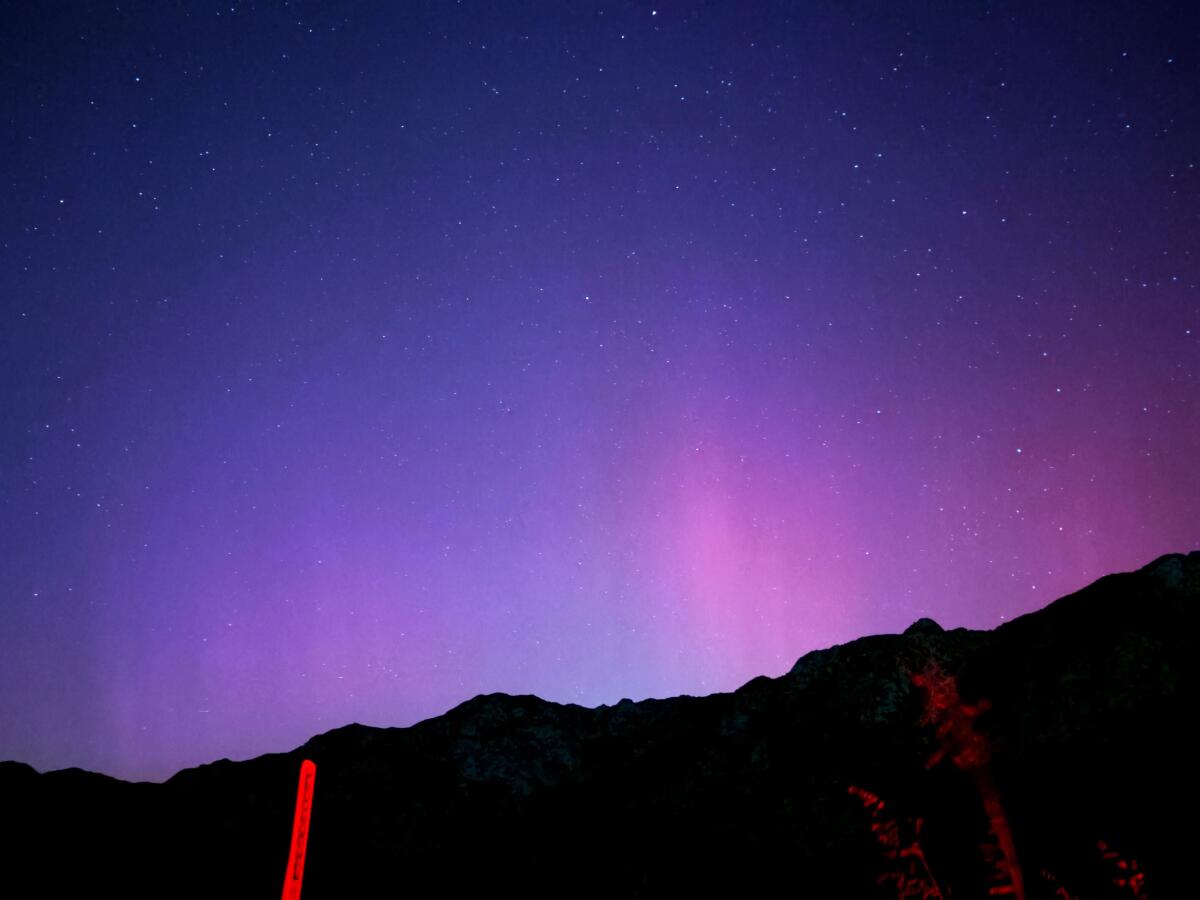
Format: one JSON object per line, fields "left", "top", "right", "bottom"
{"left": 11, "top": 551, "right": 1191, "bottom": 785}
{"left": 3, "top": 551, "right": 1196, "bottom": 898}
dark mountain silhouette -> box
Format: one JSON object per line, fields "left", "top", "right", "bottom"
{"left": 4, "top": 552, "right": 1197, "bottom": 898}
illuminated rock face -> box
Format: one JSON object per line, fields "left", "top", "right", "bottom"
{"left": 2, "top": 552, "right": 1197, "bottom": 899}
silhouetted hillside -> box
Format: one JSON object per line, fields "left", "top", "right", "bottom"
{"left": 4, "top": 552, "right": 1196, "bottom": 898}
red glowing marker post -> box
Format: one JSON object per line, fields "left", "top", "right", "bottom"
{"left": 281, "top": 759, "right": 316, "bottom": 900}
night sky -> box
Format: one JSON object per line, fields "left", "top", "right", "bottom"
{"left": 2, "top": 1, "right": 1197, "bottom": 783}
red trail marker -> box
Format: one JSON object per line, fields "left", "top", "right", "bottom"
{"left": 281, "top": 759, "right": 316, "bottom": 900}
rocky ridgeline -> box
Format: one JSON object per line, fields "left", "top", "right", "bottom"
{"left": 3, "top": 552, "right": 1196, "bottom": 898}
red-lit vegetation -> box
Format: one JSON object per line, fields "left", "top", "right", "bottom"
{"left": 911, "top": 661, "right": 1025, "bottom": 899}
{"left": 1039, "top": 867, "right": 1079, "bottom": 900}
{"left": 849, "top": 784, "right": 1153, "bottom": 900}
{"left": 1098, "top": 840, "right": 1147, "bottom": 899}
{"left": 847, "top": 784, "right": 943, "bottom": 899}
{"left": 848, "top": 662, "right": 1151, "bottom": 899}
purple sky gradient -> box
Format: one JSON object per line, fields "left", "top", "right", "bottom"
{"left": 1, "top": 1, "right": 1197, "bottom": 782}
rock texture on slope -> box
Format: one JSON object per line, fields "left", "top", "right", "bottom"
{"left": 3, "top": 552, "right": 1197, "bottom": 898}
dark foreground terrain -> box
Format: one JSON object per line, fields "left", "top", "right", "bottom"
{"left": 4, "top": 552, "right": 1197, "bottom": 898}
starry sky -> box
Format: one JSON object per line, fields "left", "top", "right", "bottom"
{"left": 2, "top": 1, "right": 1197, "bottom": 783}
